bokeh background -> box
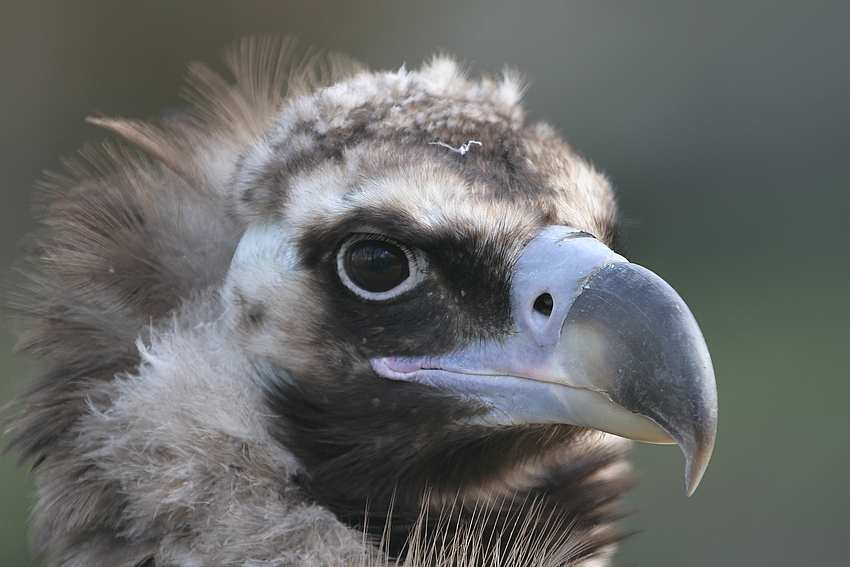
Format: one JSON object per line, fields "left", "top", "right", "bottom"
{"left": 1, "top": 1, "right": 847, "bottom": 566}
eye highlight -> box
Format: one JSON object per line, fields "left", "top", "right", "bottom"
{"left": 337, "top": 235, "right": 423, "bottom": 299}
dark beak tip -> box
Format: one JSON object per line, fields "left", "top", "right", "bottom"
{"left": 573, "top": 261, "right": 718, "bottom": 496}
{"left": 681, "top": 412, "right": 718, "bottom": 496}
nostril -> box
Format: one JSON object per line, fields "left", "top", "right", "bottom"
{"left": 533, "top": 293, "right": 554, "bottom": 317}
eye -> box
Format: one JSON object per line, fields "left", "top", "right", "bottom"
{"left": 346, "top": 240, "right": 408, "bottom": 292}
{"left": 337, "top": 235, "right": 423, "bottom": 299}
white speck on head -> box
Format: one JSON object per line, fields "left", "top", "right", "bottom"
{"left": 428, "top": 140, "right": 482, "bottom": 155}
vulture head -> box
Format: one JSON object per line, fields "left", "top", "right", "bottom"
{"left": 5, "top": 38, "right": 717, "bottom": 567}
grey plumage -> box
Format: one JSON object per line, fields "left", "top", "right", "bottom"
{"left": 4, "top": 37, "right": 716, "bottom": 567}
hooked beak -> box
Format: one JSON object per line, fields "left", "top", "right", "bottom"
{"left": 371, "top": 226, "right": 718, "bottom": 496}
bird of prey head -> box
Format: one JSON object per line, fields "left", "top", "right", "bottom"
{"left": 5, "top": 37, "right": 716, "bottom": 567}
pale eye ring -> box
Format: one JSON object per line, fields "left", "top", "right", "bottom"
{"left": 337, "top": 234, "right": 423, "bottom": 300}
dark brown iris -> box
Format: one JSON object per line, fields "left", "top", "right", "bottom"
{"left": 344, "top": 239, "right": 410, "bottom": 293}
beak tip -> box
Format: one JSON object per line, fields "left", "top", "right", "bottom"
{"left": 684, "top": 469, "right": 702, "bottom": 497}
{"left": 682, "top": 432, "right": 716, "bottom": 496}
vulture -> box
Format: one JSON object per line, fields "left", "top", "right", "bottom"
{"left": 4, "top": 37, "right": 717, "bottom": 567}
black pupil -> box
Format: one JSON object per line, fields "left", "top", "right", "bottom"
{"left": 345, "top": 240, "right": 410, "bottom": 293}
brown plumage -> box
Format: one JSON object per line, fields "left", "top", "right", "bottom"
{"left": 4, "top": 37, "right": 717, "bottom": 567}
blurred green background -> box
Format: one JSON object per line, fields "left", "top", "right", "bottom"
{"left": 1, "top": 1, "right": 847, "bottom": 566}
